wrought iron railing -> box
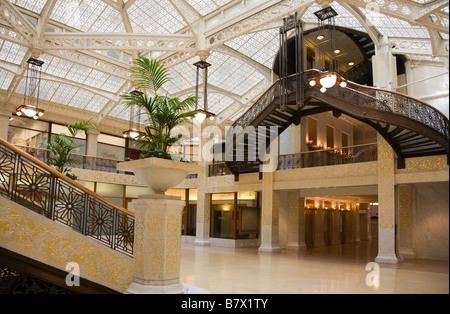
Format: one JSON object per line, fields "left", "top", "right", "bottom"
{"left": 0, "top": 138, "right": 134, "bottom": 256}
{"left": 209, "top": 162, "right": 233, "bottom": 177}
{"left": 16, "top": 145, "right": 124, "bottom": 174}
{"left": 278, "top": 143, "right": 378, "bottom": 170}
{"left": 233, "top": 69, "right": 449, "bottom": 140}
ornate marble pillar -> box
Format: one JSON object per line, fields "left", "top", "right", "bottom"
{"left": 125, "top": 195, "right": 186, "bottom": 294}
{"left": 314, "top": 201, "right": 325, "bottom": 247}
{"left": 375, "top": 134, "right": 399, "bottom": 264}
{"left": 398, "top": 184, "right": 415, "bottom": 259}
{"left": 85, "top": 129, "right": 100, "bottom": 156}
{"left": 286, "top": 191, "right": 306, "bottom": 250}
{"left": 259, "top": 170, "right": 281, "bottom": 253}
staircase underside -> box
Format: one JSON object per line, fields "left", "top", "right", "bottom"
{"left": 225, "top": 71, "right": 449, "bottom": 178}
{"left": 0, "top": 247, "right": 118, "bottom": 294}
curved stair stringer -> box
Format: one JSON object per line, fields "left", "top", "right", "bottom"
{"left": 304, "top": 89, "right": 449, "bottom": 169}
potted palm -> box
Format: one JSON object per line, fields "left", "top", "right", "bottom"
{"left": 117, "top": 58, "right": 202, "bottom": 194}
{"left": 42, "top": 120, "right": 97, "bottom": 180}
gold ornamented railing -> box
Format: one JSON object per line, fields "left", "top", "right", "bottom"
{"left": 0, "top": 138, "right": 134, "bottom": 256}
{"left": 278, "top": 143, "right": 378, "bottom": 170}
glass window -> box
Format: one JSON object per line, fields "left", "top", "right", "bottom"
{"left": 211, "top": 191, "right": 260, "bottom": 239}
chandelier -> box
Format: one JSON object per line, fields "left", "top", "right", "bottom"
{"left": 16, "top": 58, "right": 44, "bottom": 120}
{"left": 193, "top": 60, "right": 215, "bottom": 123}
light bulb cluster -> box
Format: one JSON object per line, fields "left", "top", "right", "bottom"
{"left": 16, "top": 105, "right": 44, "bottom": 120}
{"left": 308, "top": 72, "right": 348, "bottom": 93}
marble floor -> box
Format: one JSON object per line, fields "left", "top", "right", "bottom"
{"left": 179, "top": 241, "right": 449, "bottom": 294}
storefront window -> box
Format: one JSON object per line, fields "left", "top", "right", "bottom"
{"left": 8, "top": 117, "right": 49, "bottom": 147}
{"left": 211, "top": 191, "right": 260, "bottom": 240}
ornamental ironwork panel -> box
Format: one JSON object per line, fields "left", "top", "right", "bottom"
{"left": 0, "top": 140, "right": 134, "bottom": 257}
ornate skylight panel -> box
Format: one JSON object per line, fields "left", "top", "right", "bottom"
{"left": 67, "top": 89, "right": 95, "bottom": 110}
{"left": 207, "top": 93, "right": 235, "bottom": 114}
{"left": 108, "top": 103, "right": 130, "bottom": 120}
{"left": 361, "top": 7, "right": 430, "bottom": 38}
{"left": 49, "top": 84, "right": 79, "bottom": 105}
{"left": 82, "top": 94, "right": 109, "bottom": 113}
{"left": 10, "top": 0, "right": 47, "bottom": 14}
{"left": 40, "top": 54, "right": 72, "bottom": 79}
{"left": 101, "top": 75, "right": 126, "bottom": 93}
{"left": 185, "top": 0, "right": 234, "bottom": 16}
{"left": 127, "top": 0, "right": 187, "bottom": 33}
{"left": 35, "top": 79, "right": 60, "bottom": 101}
{"left": 165, "top": 61, "right": 197, "bottom": 94}
{"left": 208, "top": 52, "right": 265, "bottom": 96}
{"left": 0, "top": 68, "right": 14, "bottom": 90}
{"left": 225, "top": 29, "right": 279, "bottom": 68}
{"left": 50, "top": 0, "right": 124, "bottom": 33}
{"left": 0, "top": 40, "right": 28, "bottom": 65}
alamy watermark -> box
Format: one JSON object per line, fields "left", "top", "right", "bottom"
{"left": 365, "top": 262, "right": 380, "bottom": 288}
{"left": 65, "top": 262, "right": 80, "bottom": 287}
{"left": 170, "top": 123, "right": 280, "bottom": 172}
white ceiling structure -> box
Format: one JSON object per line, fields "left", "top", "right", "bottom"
{"left": 0, "top": 0, "right": 448, "bottom": 133}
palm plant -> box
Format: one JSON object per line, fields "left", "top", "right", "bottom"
{"left": 121, "top": 58, "right": 197, "bottom": 160}
{"left": 42, "top": 120, "right": 97, "bottom": 179}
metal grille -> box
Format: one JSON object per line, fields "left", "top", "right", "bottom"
{"left": 278, "top": 143, "right": 378, "bottom": 170}
{"left": 0, "top": 140, "right": 134, "bottom": 257}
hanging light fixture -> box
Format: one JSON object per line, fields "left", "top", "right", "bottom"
{"left": 193, "top": 60, "right": 215, "bottom": 123}
{"left": 123, "top": 90, "right": 145, "bottom": 139}
{"left": 16, "top": 58, "right": 45, "bottom": 120}
{"left": 309, "top": 72, "right": 347, "bottom": 93}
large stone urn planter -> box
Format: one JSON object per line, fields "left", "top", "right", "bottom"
{"left": 117, "top": 157, "right": 202, "bottom": 194}
{"left": 117, "top": 158, "right": 205, "bottom": 294}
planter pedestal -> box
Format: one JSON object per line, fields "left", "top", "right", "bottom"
{"left": 125, "top": 194, "right": 185, "bottom": 294}
{"left": 118, "top": 158, "right": 206, "bottom": 294}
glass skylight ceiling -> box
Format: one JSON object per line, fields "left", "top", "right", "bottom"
{"left": 0, "top": 0, "right": 448, "bottom": 125}
{"left": 51, "top": 0, "right": 125, "bottom": 33}
{"left": 185, "top": 0, "right": 235, "bottom": 16}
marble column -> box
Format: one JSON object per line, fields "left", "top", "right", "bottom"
{"left": 125, "top": 195, "right": 186, "bottom": 294}
{"left": 85, "top": 129, "right": 100, "bottom": 157}
{"left": 359, "top": 203, "right": 372, "bottom": 241}
{"left": 286, "top": 191, "right": 306, "bottom": 250}
{"left": 398, "top": 184, "right": 415, "bottom": 259}
{"left": 330, "top": 208, "right": 341, "bottom": 245}
{"left": 259, "top": 170, "right": 281, "bottom": 253}
{"left": 193, "top": 119, "right": 211, "bottom": 246}
{"left": 375, "top": 134, "right": 399, "bottom": 264}
{"left": 314, "top": 201, "right": 325, "bottom": 247}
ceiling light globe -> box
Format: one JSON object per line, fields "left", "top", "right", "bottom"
{"left": 319, "top": 74, "right": 337, "bottom": 88}
{"left": 309, "top": 80, "right": 317, "bottom": 87}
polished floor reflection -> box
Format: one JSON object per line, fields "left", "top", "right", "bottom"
{"left": 179, "top": 241, "right": 449, "bottom": 294}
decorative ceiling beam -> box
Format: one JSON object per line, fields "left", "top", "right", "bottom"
{"left": 0, "top": 0, "right": 36, "bottom": 45}
{"left": 42, "top": 33, "right": 198, "bottom": 52}
{"left": 36, "top": 0, "right": 58, "bottom": 47}
{"left": 212, "top": 45, "right": 272, "bottom": 80}
{"left": 168, "top": 0, "right": 203, "bottom": 33}
{"left": 205, "top": 0, "right": 449, "bottom": 51}
{"left": 389, "top": 37, "right": 449, "bottom": 57}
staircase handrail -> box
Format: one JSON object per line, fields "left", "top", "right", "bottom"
{"left": 0, "top": 137, "right": 135, "bottom": 256}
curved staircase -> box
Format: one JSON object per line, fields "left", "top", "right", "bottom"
{"left": 224, "top": 70, "right": 449, "bottom": 179}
